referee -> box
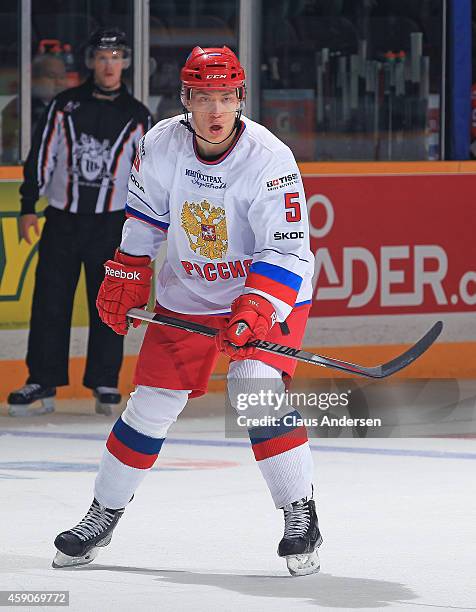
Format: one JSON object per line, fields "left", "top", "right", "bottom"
{"left": 8, "top": 28, "right": 152, "bottom": 416}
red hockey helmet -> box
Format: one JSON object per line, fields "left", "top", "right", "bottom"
{"left": 180, "top": 46, "right": 246, "bottom": 112}
{"left": 181, "top": 46, "right": 245, "bottom": 89}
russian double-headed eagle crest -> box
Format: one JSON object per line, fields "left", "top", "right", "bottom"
{"left": 181, "top": 200, "right": 228, "bottom": 259}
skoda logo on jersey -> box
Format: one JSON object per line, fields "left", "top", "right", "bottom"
{"left": 181, "top": 199, "right": 228, "bottom": 260}
{"left": 130, "top": 172, "right": 145, "bottom": 193}
{"left": 76, "top": 133, "right": 111, "bottom": 182}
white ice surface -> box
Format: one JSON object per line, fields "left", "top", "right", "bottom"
{"left": 0, "top": 398, "right": 475, "bottom": 612}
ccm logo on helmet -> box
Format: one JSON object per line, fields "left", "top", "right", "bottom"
{"left": 105, "top": 266, "right": 141, "bottom": 280}
{"left": 206, "top": 74, "right": 227, "bottom": 79}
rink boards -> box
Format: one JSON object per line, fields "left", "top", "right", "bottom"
{"left": 0, "top": 162, "right": 475, "bottom": 399}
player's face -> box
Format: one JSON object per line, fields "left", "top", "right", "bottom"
{"left": 188, "top": 89, "right": 240, "bottom": 143}
{"left": 92, "top": 49, "right": 124, "bottom": 90}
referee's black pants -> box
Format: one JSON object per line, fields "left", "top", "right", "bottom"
{"left": 26, "top": 206, "right": 125, "bottom": 389}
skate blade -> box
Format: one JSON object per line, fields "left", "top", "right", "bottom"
{"left": 285, "top": 550, "right": 320, "bottom": 576}
{"left": 95, "top": 400, "right": 113, "bottom": 416}
{"left": 8, "top": 398, "right": 55, "bottom": 417}
{"left": 52, "top": 547, "right": 99, "bottom": 568}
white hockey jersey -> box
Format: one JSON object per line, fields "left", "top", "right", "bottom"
{"left": 120, "top": 115, "right": 314, "bottom": 322}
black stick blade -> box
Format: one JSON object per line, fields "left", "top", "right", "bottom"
{"left": 314, "top": 320, "right": 443, "bottom": 379}
{"left": 376, "top": 320, "right": 443, "bottom": 378}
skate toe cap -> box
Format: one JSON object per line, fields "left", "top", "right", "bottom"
{"left": 278, "top": 537, "right": 309, "bottom": 557}
{"left": 7, "top": 392, "right": 28, "bottom": 404}
{"left": 54, "top": 532, "right": 86, "bottom": 557}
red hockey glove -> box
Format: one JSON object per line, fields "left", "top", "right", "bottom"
{"left": 96, "top": 249, "right": 152, "bottom": 335}
{"left": 215, "top": 294, "right": 277, "bottom": 359}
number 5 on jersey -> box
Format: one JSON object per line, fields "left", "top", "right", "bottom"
{"left": 285, "top": 192, "right": 301, "bottom": 222}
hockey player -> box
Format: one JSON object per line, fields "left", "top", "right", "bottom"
{"left": 53, "top": 46, "right": 322, "bottom": 576}
{"left": 8, "top": 28, "right": 152, "bottom": 416}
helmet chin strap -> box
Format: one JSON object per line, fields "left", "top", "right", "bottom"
{"left": 180, "top": 109, "right": 242, "bottom": 145}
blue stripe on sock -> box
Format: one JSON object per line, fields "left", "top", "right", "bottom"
{"left": 248, "top": 410, "right": 302, "bottom": 444}
{"left": 111, "top": 417, "right": 165, "bottom": 455}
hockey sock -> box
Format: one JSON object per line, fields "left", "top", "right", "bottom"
{"left": 94, "top": 386, "right": 189, "bottom": 508}
{"left": 249, "top": 411, "right": 314, "bottom": 508}
{"left": 227, "top": 360, "right": 314, "bottom": 508}
{"left": 94, "top": 417, "right": 164, "bottom": 509}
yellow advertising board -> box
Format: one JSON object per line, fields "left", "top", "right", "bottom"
{"left": 0, "top": 181, "right": 88, "bottom": 329}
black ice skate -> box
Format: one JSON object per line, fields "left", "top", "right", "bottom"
{"left": 278, "top": 495, "right": 323, "bottom": 576}
{"left": 93, "top": 387, "right": 121, "bottom": 416}
{"left": 52, "top": 498, "right": 125, "bottom": 568}
{"left": 7, "top": 384, "right": 56, "bottom": 417}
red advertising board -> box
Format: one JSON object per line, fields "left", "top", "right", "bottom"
{"left": 303, "top": 174, "right": 476, "bottom": 316}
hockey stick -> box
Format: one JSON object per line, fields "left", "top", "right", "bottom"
{"left": 127, "top": 308, "right": 443, "bottom": 379}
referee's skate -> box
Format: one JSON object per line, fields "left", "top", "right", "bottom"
{"left": 7, "top": 383, "right": 56, "bottom": 417}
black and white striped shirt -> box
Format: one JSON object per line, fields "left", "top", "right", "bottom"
{"left": 20, "top": 78, "right": 152, "bottom": 215}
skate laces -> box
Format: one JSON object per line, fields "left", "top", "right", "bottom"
{"left": 70, "top": 501, "right": 117, "bottom": 541}
{"left": 19, "top": 383, "right": 43, "bottom": 395}
{"left": 283, "top": 499, "right": 311, "bottom": 539}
